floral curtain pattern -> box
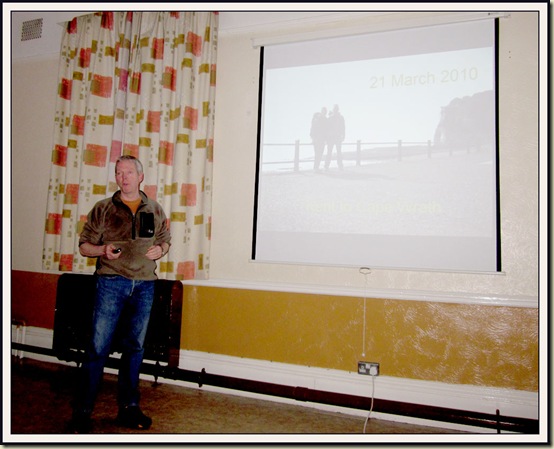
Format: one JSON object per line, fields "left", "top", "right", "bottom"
{"left": 42, "top": 11, "right": 218, "bottom": 280}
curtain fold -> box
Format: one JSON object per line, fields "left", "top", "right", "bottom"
{"left": 42, "top": 11, "right": 218, "bottom": 280}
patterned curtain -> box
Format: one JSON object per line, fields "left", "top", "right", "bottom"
{"left": 42, "top": 11, "right": 218, "bottom": 280}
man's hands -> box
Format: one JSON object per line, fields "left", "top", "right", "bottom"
{"left": 104, "top": 243, "right": 122, "bottom": 260}
{"left": 145, "top": 243, "right": 167, "bottom": 260}
{"left": 80, "top": 242, "right": 168, "bottom": 260}
{"left": 79, "top": 242, "right": 120, "bottom": 259}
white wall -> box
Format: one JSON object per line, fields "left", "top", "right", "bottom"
{"left": 8, "top": 8, "right": 546, "bottom": 307}
{"left": 10, "top": 55, "right": 59, "bottom": 272}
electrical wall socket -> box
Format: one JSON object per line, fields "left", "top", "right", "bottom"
{"left": 358, "top": 361, "right": 379, "bottom": 376}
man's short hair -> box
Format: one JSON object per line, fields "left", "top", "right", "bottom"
{"left": 116, "top": 155, "right": 144, "bottom": 175}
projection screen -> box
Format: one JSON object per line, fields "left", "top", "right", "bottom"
{"left": 253, "top": 18, "right": 500, "bottom": 272}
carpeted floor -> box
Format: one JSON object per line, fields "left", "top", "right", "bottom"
{"left": 9, "top": 357, "right": 470, "bottom": 442}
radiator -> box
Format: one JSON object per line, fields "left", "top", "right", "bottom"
{"left": 11, "top": 319, "right": 27, "bottom": 360}
{"left": 52, "top": 273, "right": 183, "bottom": 368}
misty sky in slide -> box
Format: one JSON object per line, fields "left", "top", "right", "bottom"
{"left": 261, "top": 47, "right": 494, "bottom": 145}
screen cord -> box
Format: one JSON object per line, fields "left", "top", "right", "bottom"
{"left": 359, "top": 267, "right": 371, "bottom": 357}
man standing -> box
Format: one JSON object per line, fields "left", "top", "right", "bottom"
{"left": 69, "top": 155, "right": 171, "bottom": 433}
{"left": 325, "top": 104, "right": 346, "bottom": 170}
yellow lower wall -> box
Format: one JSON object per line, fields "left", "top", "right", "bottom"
{"left": 182, "top": 286, "right": 538, "bottom": 392}
{"left": 11, "top": 271, "right": 538, "bottom": 393}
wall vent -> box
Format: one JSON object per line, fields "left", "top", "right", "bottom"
{"left": 21, "top": 18, "right": 43, "bottom": 41}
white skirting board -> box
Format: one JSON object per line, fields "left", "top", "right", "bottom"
{"left": 11, "top": 326, "right": 539, "bottom": 434}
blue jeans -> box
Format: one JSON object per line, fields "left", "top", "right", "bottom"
{"left": 75, "top": 275, "right": 155, "bottom": 413}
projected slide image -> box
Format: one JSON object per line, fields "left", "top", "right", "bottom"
{"left": 254, "top": 19, "right": 499, "bottom": 271}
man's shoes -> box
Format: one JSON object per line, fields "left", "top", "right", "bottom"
{"left": 67, "top": 410, "right": 93, "bottom": 434}
{"left": 116, "top": 405, "right": 152, "bottom": 430}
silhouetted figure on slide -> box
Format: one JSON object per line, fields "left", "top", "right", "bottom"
{"left": 325, "top": 104, "right": 345, "bottom": 170}
{"left": 310, "top": 107, "right": 328, "bottom": 172}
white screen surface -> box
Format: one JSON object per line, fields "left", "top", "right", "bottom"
{"left": 253, "top": 19, "right": 499, "bottom": 272}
